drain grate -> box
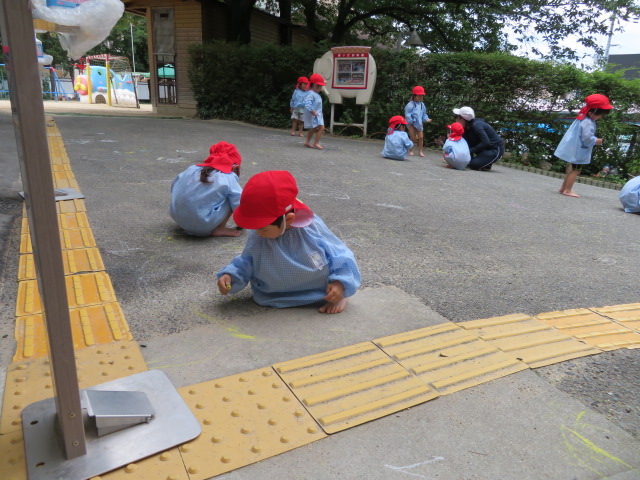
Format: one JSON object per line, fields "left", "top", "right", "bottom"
{"left": 0, "top": 198, "right": 22, "bottom": 213}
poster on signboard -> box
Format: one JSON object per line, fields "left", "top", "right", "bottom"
{"left": 332, "top": 50, "right": 369, "bottom": 90}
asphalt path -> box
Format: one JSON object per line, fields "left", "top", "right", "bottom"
{"left": 0, "top": 112, "right": 639, "bottom": 479}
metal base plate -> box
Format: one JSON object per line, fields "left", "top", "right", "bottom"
{"left": 19, "top": 187, "right": 85, "bottom": 201}
{"left": 22, "top": 369, "right": 201, "bottom": 480}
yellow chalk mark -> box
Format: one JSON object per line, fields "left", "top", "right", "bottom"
{"left": 149, "top": 346, "right": 225, "bottom": 369}
{"left": 195, "top": 310, "right": 256, "bottom": 340}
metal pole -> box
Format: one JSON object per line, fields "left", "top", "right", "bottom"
{"left": 0, "top": 0, "right": 86, "bottom": 459}
{"left": 130, "top": 22, "right": 136, "bottom": 73}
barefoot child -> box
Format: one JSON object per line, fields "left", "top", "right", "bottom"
{"left": 217, "top": 170, "right": 360, "bottom": 314}
{"left": 303, "top": 73, "right": 326, "bottom": 150}
{"left": 169, "top": 141, "right": 243, "bottom": 237}
{"left": 404, "top": 85, "right": 432, "bottom": 157}
{"left": 290, "top": 76, "right": 308, "bottom": 136}
{"left": 381, "top": 115, "right": 414, "bottom": 161}
{"left": 442, "top": 122, "right": 471, "bottom": 170}
{"left": 555, "top": 94, "right": 613, "bottom": 198}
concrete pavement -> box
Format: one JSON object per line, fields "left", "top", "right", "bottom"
{"left": 0, "top": 102, "right": 639, "bottom": 480}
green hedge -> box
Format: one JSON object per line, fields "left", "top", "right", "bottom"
{"left": 189, "top": 42, "right": 640, "bottom": 177}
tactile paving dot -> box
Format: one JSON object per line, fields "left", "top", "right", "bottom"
{"left": 1, "top": 342, "right": 147, "bottom": 434}
{"left": 0, "top": 430, "right": 26, "bottom": 480}
{"left": 13, "top": 303, "right": 132, "bottom": 361}
{"left": 177, "top": 368, "right": 326, "bottom": 479}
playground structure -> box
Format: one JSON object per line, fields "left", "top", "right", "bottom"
{"left": 74, "top": 54, "right": 139, "bottom": 108}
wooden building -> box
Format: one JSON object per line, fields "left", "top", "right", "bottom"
{"left": 122, "top": 1, "right": 316, "bottom": 116}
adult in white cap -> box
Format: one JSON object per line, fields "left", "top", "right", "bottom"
{"left": 453, "top": 106, "right": 504, "bottom": 171}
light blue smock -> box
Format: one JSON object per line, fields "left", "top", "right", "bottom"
{"left": 443, "top": 138, "right": 471, "bottom": 170}
{"left": 554, "top": 118, "right": 597, "bottom": 165}
{"left": 382, "top": 130, "right": 414, "bottom": 161}
{"left": 619, "top": 176, "right": 640, "bottom": 213}
{"left": 217, "top": 215, "right": 360, "bottom": 308}
{"left": 169, "top": 165, "right": 242, "bottom": 236}
{"left": 303, "top": 91, "right": 324, "bottom": 129}
{"left": 290, "top": 88, "right": 307, "bottom": 113}
{"left": 404, "top": 101, "right": 429, "bottom": 131}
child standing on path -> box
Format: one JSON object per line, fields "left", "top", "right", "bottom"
{"left": 381, "top": 115, "right": 414, "bottom": 161}
{"left": 303, "top": 73, "right": 327, "bottom": 150}
{"left": 404, "top": 85, "right": 432, "bottom": 157}
{"left": 217, "top": 170, "right": 360, "bottom": 314}
{"left": 442, "top": 122, "right": 471, "bottom": 170}
{"left": 290, "top": 76, "right": 308, "bottom": 136}
{"left": 555, "top": 94, "right": 613, "bottom": 198}
{"left": 169, "top": 141, "right": 243, "bottom": 237}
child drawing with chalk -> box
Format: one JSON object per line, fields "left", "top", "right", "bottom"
{"left": 217, "top": 170, "right": 360, "bottom": 314}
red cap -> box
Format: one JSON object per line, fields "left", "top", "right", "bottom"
{"left": 309, "top": 73, "right": 326, "bottom": 86}
{"left": 446, "top": 122, "right": 464, "bottom": 141}
{"left": 412, "top": 86, "right": 425, "bottom": 96}
{"left": 233, "top": 171, "right": 314, "bottom": 229}
{"left": 387, "top": 115, "right": 408, "bottom": 134}
{"left": 576, "top": 94, "right": 613, "bottom": 120}
{"left": 196, "top": 141, "right": 242, "bottom": 173}
{"left": 296, "top": 76, "right": 309, "bottom": 89}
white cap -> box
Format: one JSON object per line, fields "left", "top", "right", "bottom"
{"left": 453, "top": 106, "right": 475, "bottom": 121}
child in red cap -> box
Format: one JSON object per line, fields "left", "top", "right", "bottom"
{"left": 404, "top": 86, "right": 432, "bottom": 157}
{"left": 381, "top": 115, "right": 414, "bottom": 161}
{"left": 216, "top": 170, "right": 360, "bottom": 314}
{"left": 169, "top": 141, "right": 242, "bottom": 237}
{"left": 289, "top": 76, "right": 308, "bottom": 137}
{"left": 442, "top": 122, "right": 471, "bottom": 170}
{"left": 303, "top": 73, "right": 327, "bottom": 150}
{"left": 555, "top": 94, "right": 613, "bottom": 198}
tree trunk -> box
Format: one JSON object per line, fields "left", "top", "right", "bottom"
{"left": 279, "top": 0, "right": 292, "bottom": 45}
{"left": 224, "top": 0, "right": 257, "bottom": 44}
{"left": 301, "top": 0, "right": 317, "bottom": 32}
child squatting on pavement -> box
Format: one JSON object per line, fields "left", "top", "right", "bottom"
{"left": 216, "top": 170, "right": 361, "bottom": 314}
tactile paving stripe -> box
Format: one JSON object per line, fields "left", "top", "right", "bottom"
{"left": 20, "top": 227, "right": 96, "bottom": 253}
{"left": 21, "top": 211, "right": 91, "bottom": 233}
{"left": 1, "top": 341, "right": 147, "bottom": 434}
{"left": 13, "top": 303, "right": 132, "bottom": 361}
{"left": 373, "top": 323, "right": 528, "bottom": 395}
{"left": 535, "top": 308, "right": 640, "bottom": 351}
{"left": 56, "top": 198, "right": 87, "bottom": 214}
{"left": 51, "top": 166, "right": 79, "bottom": 190}
{"left": 0, "top": 430, "right": 26, "bottom": 480}
{"left": 18, "top": 247, "right": 106, "bottom": 280}
{"left": 457, "top": 314, "right": 602, "bottom": 368}
{"left": 591, "top": 303, "right": 640, "bottom": 336}
{"left": 273, "top": 342, "right": 439, "bottom": 434}
{"left": 16, "top": 272, "right": 116, "bottom": 316}
{"left": 177, "top": 368, "right": 326, "bottom": 479}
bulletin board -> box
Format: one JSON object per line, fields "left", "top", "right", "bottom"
{"left": 332, "top": 49, "right": 369, "bottom": 90}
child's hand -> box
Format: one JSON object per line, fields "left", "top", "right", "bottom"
{"left": 324, "top": 281, "right": 344, "bottom": 304}
{"left": 217, "top": 274, "right": 232, "bottom": 295}
{"left": 312, "top": 110, "right": 318, "bottom": 117}
{"left": 290, "top": 108, "right": 294, "bottom": 113}
{"left": 596, "top": 138, "right": 603, "bottom": 145}
{"left": 427, "top": 119, "right": 432, "bottom": 123}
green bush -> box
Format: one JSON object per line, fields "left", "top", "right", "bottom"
{"left": 188, "top": 42, "right": 640, "bottom": 176}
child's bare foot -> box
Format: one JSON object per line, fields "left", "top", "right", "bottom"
{"left": 290, "top": 132, "right": 296, "bottom": 136}
{"left": 299, "top": 133, "right": 304, "bottom": 137}
{"left": 211, "top": 225, "right": 242, "bottom": 237}
{"left": 314, "top": 144, "right": 324, "bottom": 150}
{"left": 444, "top": 164, "right": 454, "bottom": 169}
{"left": 419, "top": 152, "right": 425, "bottom": 157}
{"left": 319, "top": 298, "right": 348, "bottom": 314}
{"left": 408, "top": 151, "right": 414, "bottom": 156}
{"left": 304, "top": 143, "right": 313, "bottom": 148}
{"left": 562, "top": 191, "right": 580, "bottom": 198}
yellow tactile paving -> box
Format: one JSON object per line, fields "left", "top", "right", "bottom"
{"left": 55, "top": 198, "right": 87, "bottom": 214}
{"left": 535, "top": 308, "right": 640, "bottom": 351}
{"left": 0, "top": 430, "right": 26, "bottom": 480}
{"left": 177, "top": 368, "right": 326, "bottom": 480}
{"left": 21, "top": 211, "right": 91, "bottom": 233}
{"left": 373, "top": 323, "right": 528, "bottom": 395}
{"left": 20, "top": 226, "right": 96, "bottom": 253}
{"left": 91, "top": 448, "right": 189, "bottom": 480}
{"left": 458, "top": 314, "right": 602, "bottom": 368}
{"left": 16, "top": 272, "right": 117, "bottom": 317}
{"left": 591, "top": 303, "right": 640, "bottom": 335}
{"left": 18, "top": 247, "right": 106, "bottom": 280}
{"left": 13, "top": 303, "right": 132, "bottom": 361}
{"left": 273, "top": 342, "right": 439, "bottom": 434}
{"left": 1, "top": 341, "right": 147, "bottom": 434}
{"left": 51, "top": 166, "right": 79, "bottom": 190}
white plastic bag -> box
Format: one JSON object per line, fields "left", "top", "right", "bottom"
{"left": 31, "top": 0, "right": 124, "bottom": 59}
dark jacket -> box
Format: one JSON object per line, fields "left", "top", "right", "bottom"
{"left": 463, "top": 118, "right": 503, "bottom": 155}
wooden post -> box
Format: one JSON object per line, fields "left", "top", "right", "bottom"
{"left": 0, "top": 0, "right": 87, "bottom": 459}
